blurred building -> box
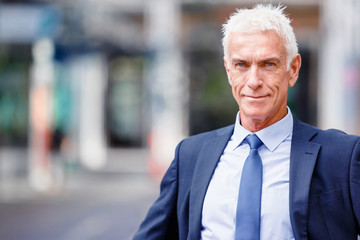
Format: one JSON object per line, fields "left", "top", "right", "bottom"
{"left": 0, "top": 0, "right": 359, "bottom": 189}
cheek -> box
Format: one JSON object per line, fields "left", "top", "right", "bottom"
{"left": 270, "top": 78, "right": 289, "bottom": 103}
{"left": 231, "top": 82, "right": 245, "bottom": 105}
{"left": 231, "top": 85, "right": 239, "bottom": 100}
{"left": 229, "top": 72, "right": 244, "bottom": 88}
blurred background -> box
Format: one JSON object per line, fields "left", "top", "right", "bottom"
{"left": 0, "top": 0, "right": 359, "bottom": 239}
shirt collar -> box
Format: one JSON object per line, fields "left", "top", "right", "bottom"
{"left": 232, "top": 107, "right": 293, "bottom": 152}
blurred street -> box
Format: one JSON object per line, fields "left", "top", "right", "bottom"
{"left": 0, "top": 148, "right": 158, "bottom": 240}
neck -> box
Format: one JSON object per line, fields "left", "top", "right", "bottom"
{"left": 240, "top": 107, "right": 288, "bottom": 132}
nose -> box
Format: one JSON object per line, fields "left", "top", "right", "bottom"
{"left": 246, "top": 66, "right": 262, "bottom": 89}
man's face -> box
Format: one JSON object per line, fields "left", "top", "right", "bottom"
{"left": 224, "top": 30, "right": 301, "bottom": 131}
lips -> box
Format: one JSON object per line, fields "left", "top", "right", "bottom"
{"left": 245, "top": 95, "right": 268, "bottom": 99}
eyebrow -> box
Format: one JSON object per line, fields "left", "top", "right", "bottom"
{"left": 231, "top": 57, "right": 281, "bottom": 65}
{"left": 231, "top": 58, "right": 246, "bottom": 64}
{"left": 260, "top": 58, "right": 281, "bottom": 63}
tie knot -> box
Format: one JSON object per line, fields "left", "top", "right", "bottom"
{"left": 246, "top": 134, "right": 262, "bottom": 150}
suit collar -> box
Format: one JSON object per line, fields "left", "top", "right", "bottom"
{"left": 188, "top": 125, "right": 234, "bottom": 240}
{"left": 289, "top": 118, "right": 321, "bottom": 240}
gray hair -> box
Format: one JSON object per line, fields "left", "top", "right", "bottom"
{"left": 222, "top": 4, "right": 298, "bottom": 69}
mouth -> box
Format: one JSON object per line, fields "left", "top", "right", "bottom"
{"left": 245, "top": 95, "right": 268, "bottom": 99}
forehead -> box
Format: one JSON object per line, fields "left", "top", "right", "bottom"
{"left": 228, "top": 30, "right": 287, "bottom": 59}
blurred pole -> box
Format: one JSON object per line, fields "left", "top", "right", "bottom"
{"left": 145, "top": 0, "right": 188, "bottom": 179}
{"left": 318, "top": 0, "right": 360, "bottom": 134}
{"left": 71, "top": 54, "right": 108, "bottom": 170}
{"left": 29, "top": 38, "right": 55, "bottom": 192}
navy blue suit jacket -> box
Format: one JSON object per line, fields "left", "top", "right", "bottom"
{"left": 133, "top": 118, "right": 360, "bottom": 240}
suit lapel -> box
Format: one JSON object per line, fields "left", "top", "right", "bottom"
{"left": 188, "top": 126, "right": 233, "bottom": 240}
{"left": 289, "top": 119, "right": 321, "bottom": 240}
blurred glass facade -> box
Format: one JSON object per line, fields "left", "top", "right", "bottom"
{"left": 0, "top": 0, "right": 358, "bottom": 192}
{"left": 0, "top": 0, "right": 360, "bottom": 239}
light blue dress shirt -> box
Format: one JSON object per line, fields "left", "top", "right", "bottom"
{"left": 201, "top": 108, "right": 295, "bottom": 240}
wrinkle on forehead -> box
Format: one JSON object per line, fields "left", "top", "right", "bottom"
{"left": 227, "top": 30, "right": 287, "bottom": 63}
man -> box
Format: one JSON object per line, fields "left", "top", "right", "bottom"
{"left": 133, "top": 4, "right": 360, "bottom": 240}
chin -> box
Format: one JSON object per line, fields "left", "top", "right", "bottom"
{"left": 241, "top": 106, "right": 268, "bottom": 117}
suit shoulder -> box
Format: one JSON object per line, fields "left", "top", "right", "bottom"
{"left": 320, "top": 129, "right": 360, "bottom": 150}
{"left": 175, "top": 125, "right": 234, "bottom": 171}
{"left": 181, "top": 125, "right": 234, "bottom": 145}
{"left": 316, "top": 126, "right": 359, "bottom": 142}
{"left": 295, "top": 119, "right": 360, "bottom": 143}
{"left": 176, "top": 125, "right": 234, "bottom": 157}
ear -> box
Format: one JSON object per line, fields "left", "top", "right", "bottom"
{"left": 288, "top": 54, "right": 301, "bottom": 87}
{"left": 224, "top": 57, "right": 232, "bottom": 85}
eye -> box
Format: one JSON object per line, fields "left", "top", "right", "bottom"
{"left": 265, "top": 62, "right": 274, "bottom": 67}
{"left": 236, "top": 62, "right": 247, "bottom": 68}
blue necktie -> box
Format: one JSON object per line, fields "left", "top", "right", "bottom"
{"left": 235, "top": 134, "right": 263, "bottom": 240}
